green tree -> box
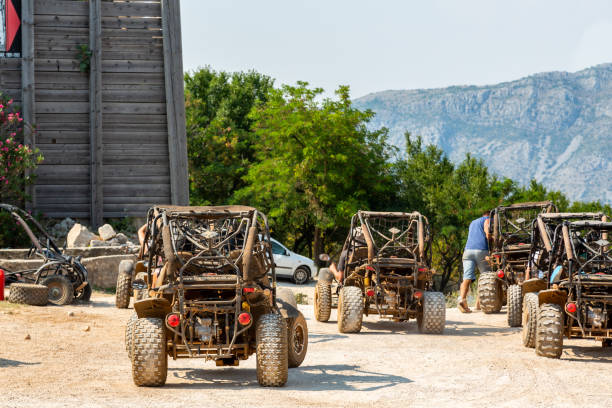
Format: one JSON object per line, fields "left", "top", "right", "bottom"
{"left": 234, "top": 82, "right": 395, "bottom": 257}
{"left": 185, "top": 67, "right": 274, "bottom": 205}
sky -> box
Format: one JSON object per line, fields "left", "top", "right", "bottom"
{"left": 180, "top": 0, "right": 612, "bottom": 99}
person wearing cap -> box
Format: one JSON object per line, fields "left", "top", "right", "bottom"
{"left": 458, "top": 210, "right": 491, "bottom": 313}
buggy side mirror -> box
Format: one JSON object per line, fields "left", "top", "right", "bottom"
{"left": 319, "top": 253, "right": 330, "bottom": 262}
{"left": 132, "top": 279, "right": 147, "bottom": 290}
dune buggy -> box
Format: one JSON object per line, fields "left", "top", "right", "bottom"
{"left": 520, "top": 212, "right": 606, "bottom": 348}
{"left": 532, "top": 219, "right": 612, "bottom": 358}
{"left": 478, "top": 201, "right": 555, "bottom": 326}
{"left": 125, "top": 205, "right": 307, "bottom": 387}
{"left": 0, "top": 203, "right": 90, "bottom": 305}
{"left": 315, "top": 211, "right": 445, "bottom": 334}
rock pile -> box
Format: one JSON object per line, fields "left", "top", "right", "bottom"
{"left": 66, "top": 223, "right": 139, "bottom": 253}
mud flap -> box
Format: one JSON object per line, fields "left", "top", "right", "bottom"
{"left": 134, "top": 297, "right": 172, "bottom": 319}
{"left": 276, "top": 299, "right": 300, "bottom": 319}
{"left": 538, "top": 289, "right": 567, "bottom": 307}
{"left": 522, "top": 278, "right": 547, "bottom": 295}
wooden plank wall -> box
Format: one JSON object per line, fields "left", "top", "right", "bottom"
{"left": 0, "top": 0, "right": 182, "bottom": 220}
{"left": 100, "top": 0, "right": 170, "bottom": 217}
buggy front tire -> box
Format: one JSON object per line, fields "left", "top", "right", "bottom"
{"left": 478, "top": 272, "right": 502, "bottom": 314}
{"left": 131, "top": 317, "right": 167, "bottom": 386}
{"left": 115, "top": 260, "right": 133, "bottom": 309}
{"left": 256, "top": 313, "right": 288, "bottom": 387}
{"left": 521, "top": 292, "right": 538, "bottom": 348}
{"left": 535, "top": 303, "right": 563, "bottom": 359}
{"left": 287, "top": 312, "right": 308, "bottom": 368}
{"left": 41, "top": 275, "right": 75, "bottom": 306}
{"left": 418, "top": 291, "right": 446, "bottom": 334}
{"left": 337, "top": 286, "right": 364, "bottom": 333}
{"left": 8, "top": 283, "right": 48, "bottom": 306}
{"left": 507, "top": 284, "right": 522, "bottom": 327}
{"left": 314, "top": 281, "right": 332, "bottom": 322}
{"left": 75, "top": 282, "right": 92, "bottom": 302}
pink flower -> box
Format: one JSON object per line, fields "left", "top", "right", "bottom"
{"left": 4, "top": 180, "right": 8, "bottom": 185}
{"left": 18, "top": 144, "right": 22, "bottom": 148}
{"left": 8, "top": 99, "right": 13, "bottom": 104}
{"left": 18, "top": 117, "right": 23, "bottom": 122}
{"left": 10, "top": 133, "right": 16, "bottom": 137}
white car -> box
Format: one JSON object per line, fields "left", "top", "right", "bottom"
{"left": 270, "top": 238, "right": 317, "bottom": 284}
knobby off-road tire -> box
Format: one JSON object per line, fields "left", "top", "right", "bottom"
{"left": 314, "top": 281, "right": 332, "bottom": 322}
{"left": 418, "top": 291, "right": 446, "bottom": 334}
{"left": 478, "top": 272, "right": 502, "bottom": 314}
{"left": 8, "top": 283, "right": 48, "bottom": 306}
{"left": 522, "top": 293, "right": 538, "bottom": 348}
{"left": 337, "top": 286, "right": 364, "bottom": 333}
{"left": 507, "top": 284, "right": 522, "bottom": 327}
{"left": 535, "top": 303, "right": 563, "bottom": 359}
{"left": 41, "top": 275, "right": 75, "bottom": 306}
{"left": 115, "top": 271, "right": 132, "bottom": 309}
{"left": 125, "top": 312, "right": 138, "bottom": 360}
{"left": 132, "top": 317, "right": 167, "bottom": 386}
{"left": 256, "top": 313, "right": 288, "bottom": 387}
{"left": 287, "top": 312, "right": 308, "bottom": 368}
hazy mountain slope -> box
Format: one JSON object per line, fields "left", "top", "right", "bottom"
{"left": 354, "top": 63, "right": 612, "bottom": 203}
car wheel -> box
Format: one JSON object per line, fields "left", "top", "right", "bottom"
{"left": 292, "top": 266, "right": 310, "bottom": 285}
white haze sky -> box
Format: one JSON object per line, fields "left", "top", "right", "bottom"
{"left": 180, "top": 0, "right": 612, "bottom": 98}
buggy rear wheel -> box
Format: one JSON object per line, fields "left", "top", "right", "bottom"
{"left": 314, "top": 281, "right": 332, "bottom": 322}
{"left": 522, "top": 292, "right": 538, "bottom": 348}
{"left": 337, "top": 286, "right": 363, "bottom": 333}
{"left": 418, "top": 291, "right": 446, "bottom": 334}
{"left": 478, "top": 272, "right": 502, "bottom": 314}
{"left": 41, "top": 275, "right": 75, "bottom": 306}
{"left": 287, "top": 312, "right": 308, "bottom": 368}
{"left": 131, "top": 317, "right": 167, "bottom": 386}
{"left": 507, "top": 284, "right": 522, "bottom": 327}
{"left": 535, "top": 303, "right": 563, "bottom": 359}
{"left": 8, "top": 283, "right": 48, "bottom": 306}
{"left": 115, "top": 260, "right": 134, "bottom": 309}
{"left": 256, "top": 313, "right": 288, "bottom": 387}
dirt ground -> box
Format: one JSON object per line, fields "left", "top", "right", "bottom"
{"left": 1, "top": 282, "right": 611, "bottom": 408}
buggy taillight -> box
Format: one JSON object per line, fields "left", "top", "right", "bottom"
{"left": 414, "top": 290, "right": 423, "bottom": 299}
{"left": 166, "top": 314, "right": 180, "bottom": 327}
{"left": 238, "top": 312, "right": 252, "bottom": 326}
{"left": 497, "top": 270, "right": 505, "bottom": 278}
{"left": 365, "top": 265, "right": 375, "bottom": 272}
{"left": 566, "top": 303, "right": 577, "bottom": 313}
{"left": 366, "top": 288, "right": 375, "bottom": 297}
{"left": 243, "top": 287, "right": 255, "bottom": 294}
{"left": 418, "top": 267, "right": 428, "bottom": 272}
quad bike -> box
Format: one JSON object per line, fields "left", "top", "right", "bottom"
{"left": 520, "top": 212, "right": 606, "bottom": 348}
{"left": 315, "top": 211, "right": 445, "bottom": 334}
{"left": 0, "top": 203, "right": 90, "bottom": 305}
{"left": 125, "top": 205, "right": 307, "bottom": 387}
{"left": 478, "top": 201, "right": 556, "bottom": 326}
{"left": 529, "top": 219, "right": 612, "bottom": 358}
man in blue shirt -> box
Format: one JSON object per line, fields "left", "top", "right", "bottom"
{"left": 458, "top": 211, "right": 491, "bottom": 313}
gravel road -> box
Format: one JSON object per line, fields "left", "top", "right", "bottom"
{"left": 1, "top": 282, "right": 610, "bottom": 408}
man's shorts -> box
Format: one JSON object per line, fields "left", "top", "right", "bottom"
{"left": 462, "top": 249, "right": 490, "bottom": 281}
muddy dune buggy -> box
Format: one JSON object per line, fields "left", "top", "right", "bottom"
{"left": 478, "top": 201, "right": 556, "bottom": 326}
{"left": 522, "top": 219, "right": 612, "bottom": 358}
{"left": 520, "top": 212, "right": 606, "bottom": 349}
{"left": 125, "top": 206, "right": 307, "bottom": 387}
{"left": 0, "top": 203, "right": 90, "bottom": 305}
{"left": 315, "top": 211, "right": 445, "bottom": 334}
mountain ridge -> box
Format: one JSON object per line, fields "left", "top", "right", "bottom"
{"left": 354, "top": 63, "right": 612, "bottom": 203}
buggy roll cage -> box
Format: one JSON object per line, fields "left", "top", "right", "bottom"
{"left": 489, "top": 201, "right": 556, "bottom": 249}
{"left": 342, "top": 211, "right": 431, "bottom": 266}
{"left": 144, "top": 205, "right": 276, "bottom": 290}
{"left": 0, "top": 203, "right": 62, "bottom": 256}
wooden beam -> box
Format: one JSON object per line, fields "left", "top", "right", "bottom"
{"left": 22, "top": 0, "right": 35, "bottom": 209}
{"left": 161, "top": 0, "right": 189, "bottom": 205}
{"left": 89, "top": 0, "right": 103, "bottom": 227}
